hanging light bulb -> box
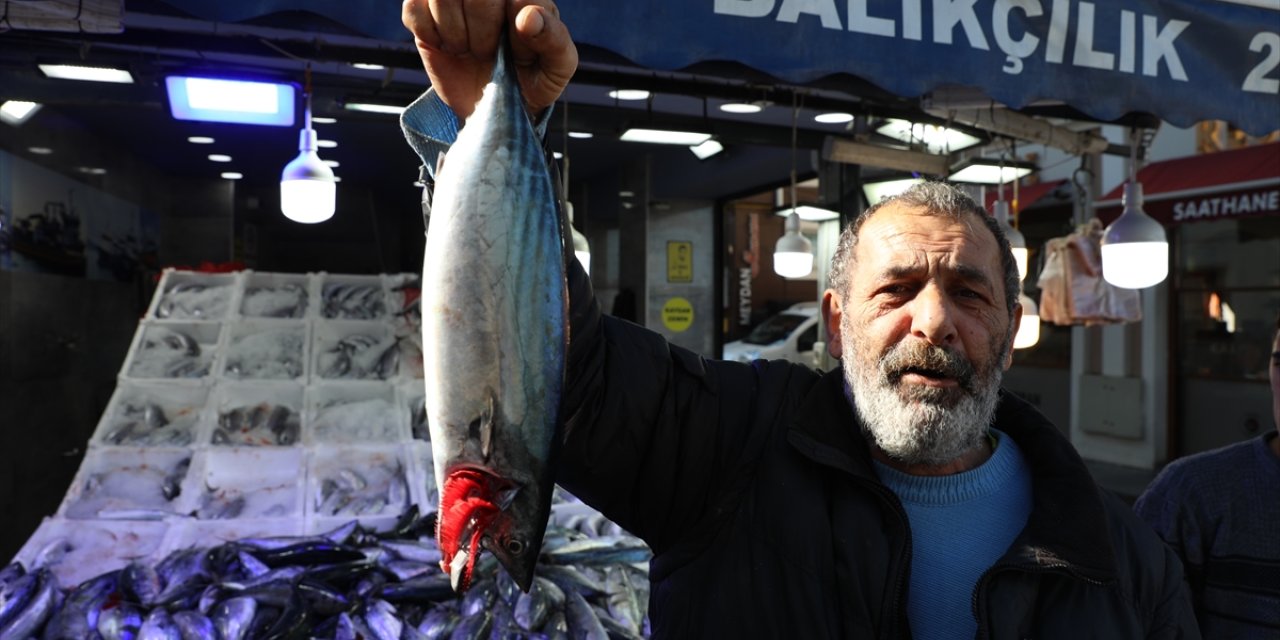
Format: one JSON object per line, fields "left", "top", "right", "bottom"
{"left": 1101, "top": 181, "right": 1168, "bottom": 288}
{"left": 774, "top": 96, "right": 814, "bottom": 279}
{"left": 1013, "top": 291, "right": 1040, "bottom": 349}
{"left": 992, "top": 199, "right": 1028, "bottom": 281}
{"left": 774, "top": 212, "right": 814, "bottom": 278}
{"left": 280, "top": 70, "right": 335, "bottom": 224}
{"left": 566, "top": 202, "right": 590, "bottom": 275}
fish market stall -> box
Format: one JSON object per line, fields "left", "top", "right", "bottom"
{"left": 2, "top": 268, "right": 653, "bottom": 638}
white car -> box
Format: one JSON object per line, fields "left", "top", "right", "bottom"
{"left": 723, "top": 302, "right": 822, "bottom": 365}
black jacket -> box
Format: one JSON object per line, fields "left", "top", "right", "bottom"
{"left": 557, "top": 264, "right": 1199, "bottom": 639}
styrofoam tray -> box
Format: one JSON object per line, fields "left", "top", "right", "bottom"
{"left": 398, "top": 381, "right": 429, "bottom": 442}
{"left": 90, "top": 382, "right": 209, "bottom": 448}
{"left": 207, "top": 382, "right": 305, "bottom": 447}
{"left": 306, "top": 445, "right": 412, "bottom": 519}
{"left": 59, "top": 448, "right": 193, "bottom": 520}
{"left": 157, "top": 518, "right": 307, "bottom": 556}
{"left": 306, "top": 382, "right": 406, "bottom": 445}
{"left": 238, "top": 270, "right": 313, "bottom": 319}
{"left": 311, "top": 320, "right": 400, "bottom": 381}
{"left": 148, "top": 269, "right": 240, "bottom": 321}
{"left": 122, "top": 321, "right": 222, "bottom": 381}
{"left": 316, "top": 273, "right": 388, "bottom": 320}
{"left": 13, "top": 518, "right": 168, "bottom": 586}
{"left": 219, "top": 320, "right": 309, "bottom": 381}
{"left": 181, "top": 447, "right": 305, "bottom": 520}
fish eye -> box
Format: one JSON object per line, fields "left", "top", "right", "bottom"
{"left": 505, "top": 539, "right": 525, "bottom": 555}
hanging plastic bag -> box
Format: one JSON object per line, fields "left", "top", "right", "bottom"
{"left": 1038, "top": 220, "right": 1142, "bottom": 325}
{"left": 1036, "top": 237, "right": 1072, "bottom": 325}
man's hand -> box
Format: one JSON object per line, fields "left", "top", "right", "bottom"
{"left": 402, "top": 0, "right": 578, "bottom": 121}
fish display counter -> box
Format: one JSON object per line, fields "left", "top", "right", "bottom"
{"left": 3, "top": 268, "right": 654, "bottom": 638}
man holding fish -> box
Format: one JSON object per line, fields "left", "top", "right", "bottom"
{"left": 402, "top": 1, "right": 1199, "bottom": 637}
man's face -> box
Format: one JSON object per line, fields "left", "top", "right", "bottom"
{"left": 823, "top": 204, "right": 1021, "bottom": 466}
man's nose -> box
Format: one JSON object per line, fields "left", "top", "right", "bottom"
{"left": 908, "top": 285, "right": 957, "bottom": 346}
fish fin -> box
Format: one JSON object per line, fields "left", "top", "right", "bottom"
{"left": 479, "top": 392, "right": 495, "bottom": 459}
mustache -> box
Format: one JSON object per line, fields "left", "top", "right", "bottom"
{"left": 880, "top": 342, "right": 976, "bottom": 392}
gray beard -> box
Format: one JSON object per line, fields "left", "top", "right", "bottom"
{"left": 845, "top": 339, "right": 1006, "bottom": 467}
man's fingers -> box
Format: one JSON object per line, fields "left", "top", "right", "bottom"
{"left": 512, "top": 2, "right": 577, "bottom": 110}
{"left": 465, "top": 0, "right": 505, "bottom": 61}
{"left": 402, "top": 0, "right": 441, "bottom": 50}
{"left": 428, "top": 0, "right": 469, "bottom": 55}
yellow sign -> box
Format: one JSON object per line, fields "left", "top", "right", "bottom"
{"left": 667, "top": 241, "right": 693, "bottom": 283}
{"left": 661, "top": 297, "right": 694, "bottom": 332}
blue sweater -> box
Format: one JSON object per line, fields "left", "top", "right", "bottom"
{"left": 873, "top": 429, "right": 1033, "bottom": 640}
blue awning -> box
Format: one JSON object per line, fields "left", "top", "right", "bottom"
{"left": 157, "top": 0, "right": 1280, "bottom": 135}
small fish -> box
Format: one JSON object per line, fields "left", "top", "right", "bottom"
{"left": 424, "top": 33, "right": 568, "bottom": 594}
{"left": 562, "top": 590, "right": 608, "bottom": 640}
{"left": 172, "top": 610, "right": 217, "bottom": 639}
{"left": 211, "top": 596, "right": 256, "bottom": 640}
{"left": 363, "top": 598, "right": 403, "bottom": 640}
{"left": 0, "top": 569, "right": 58, "bottom": 639}
{"left": 416, "top": 604, "right": 460, "bottom": 639}
{"left": 138, "top": 608, "right": 183, "bottom": 640}
{"left": 444, "top": 609, "right": 492, "bottom": 640}
{"left": 97, "top": 601, "right": 144, "bottom": 640}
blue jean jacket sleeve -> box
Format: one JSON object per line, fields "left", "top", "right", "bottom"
{"left": 399, "top": 88, "right": 553, "bottom": 182}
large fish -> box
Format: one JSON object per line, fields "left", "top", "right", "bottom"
{"left": 421, "top": 35, "right": 569, "bottom": 594}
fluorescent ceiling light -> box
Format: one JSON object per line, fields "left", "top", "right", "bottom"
{"left": 166, "top": 76, "right": 294, "bottom": 126}
{"left": 620, "top": 128, "right": 711, "bottom": 145}
{"left": 568, "top": 131, "right": 593, "bottom": 139}
{"left": 316, "top": 139, "right": 338, "bottom": 149}
{"left": 0, "top": 100, "right": 41, "bottom": 125}
{"left": 221, "top": 172, "right": 243, "bottom": 180}
{"left": 344, "top": 102, "right": 405, "bottom": 115}
{"left": 208, "top": 154, "right": 232, "bottom": 162}
{"left": 690, "top": 139, "right": 724, "bottom": 160}
{"left": 947, "top": 159, "right": 1035, "bottom": 184}
{"left": 324, "top": 160, "right": 340, "bottom": 168}
{"left": 552, "top": 151, "right": 563, "bottom": 159}
{"left": 720, "top": 102, "right": 763, "bottom": 114}
{"left": 40, "top": 64, "right": 133, "bottom": 84}
{"left": 312, "top": 116, "right": 337, "bottom": 124}
{"left": 351, "top": 63, "right": 385, "bottom": 70}
{"left": 775, "top": 205, "right": 840, "bottom": 222}
{"left": 608, "top": 89, "right": 650, "bottom": 101}
{"left": 619, "top": 190, "right": 635, "bottom": 198}
{"left": 876, "top": 118, "right": 982, "bottom": 154}
{"left": 187, "top": 136, "right": 215, "bottom": 144}
{"left": 28, "top": 146, "right": 53, "bottom": 155}
{"left": 863, "top": 177, "right": 924, "bottom": 205}
{"left": 814, "top": 112, "right": 854, "bottom": 124}
{"left": 77, "top": 166, "right": 107, "bottom": 175}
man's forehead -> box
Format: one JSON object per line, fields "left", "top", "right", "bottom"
{"left": 857, "top": 204, "right": 995, "bottom": 256}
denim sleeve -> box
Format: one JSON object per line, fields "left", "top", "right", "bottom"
{"left": 399, "top": 88, "right": 553, "bottom": 182}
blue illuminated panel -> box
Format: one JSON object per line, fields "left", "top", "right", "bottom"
{"left": 165, "top": 76, "right": 295, "bottom": 126}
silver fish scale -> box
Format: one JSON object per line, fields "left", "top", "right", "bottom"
{"left": 421, "top": 36, "right": 567, "bottom": 564}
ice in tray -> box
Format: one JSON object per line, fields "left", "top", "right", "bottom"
{"left": 127, "top": 323, "right": 220, "bottom": 379}
{"left": 61, "top": 449, "right": 192, "bottom": 520}
{"left": 240, "top": 273, "right": 310, "bottom": 319}
{"left": 309, "top": 385, "right": 404, "bottom": 444}
{"left": 308, "top": 448, "right": 410, "bottom": 518}
{"left": 400, "top": 383, "right": 429, "bottom": 441}
{"left": 153, "top": 272, "right": 236, "bottom": 320}
{"left": 222, "top": 323, "right": 307, "bottom": 380}
{"left": 14, "top": 518, "right": 167, "bottom": 587}
{"left": 93, "top": 383, "right": 207, "bottom": 447}
{"left": 210, "top": 383, "right": 303, "bottom": 447}
{"left": 188, "top": 448, "right": 304, "bottom": 520}
{"left": 319, "top": 276, "right": 386, "bottom": 320}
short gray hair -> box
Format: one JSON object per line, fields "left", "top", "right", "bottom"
{"left": 827, "top": 181, "right": 1020, "bottom": 316}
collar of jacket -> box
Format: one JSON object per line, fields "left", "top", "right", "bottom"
{"left": 785, "top": 368, "right": 1118, "bottom": 584}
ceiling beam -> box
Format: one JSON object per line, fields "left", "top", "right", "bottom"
{"left": 924, "top": 107, "right": 1110, "bottom": 156}
{"left": 821, "top": 138, "right": 950, "bottom": 175}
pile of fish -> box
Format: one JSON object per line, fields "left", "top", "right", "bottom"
{"left": 1, "top": 507, "right": 653, "bottom": 638}
{"left": 316, "top": 334, "right": 402, "bottom": 381}
{"left": 129, "top": 327, "right": 212, "bottom": 379}
{"left": 322, "top": 283, "right": 386, "bottom": 320}
{"left": 212, "top": 402, "right": 302, "bottom": 447}
{"left": 155, "top": 282, "right": 232, "bottom": 320}
{"left": 241, "top": 283, "right": 309, "bottom": 319}
{"left": 100, "top": 401, "right": 198, "bottom": 447}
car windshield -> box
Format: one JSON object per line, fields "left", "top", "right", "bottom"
{"left": 742, "top": 313, "right": 807, "bottom": 345}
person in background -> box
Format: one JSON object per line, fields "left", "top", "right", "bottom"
{"left": 401, "top": 1, "right": 1199, "bottom": 636}
{"left": 1134, "top": 314, "right": 1280, "bottom": 637}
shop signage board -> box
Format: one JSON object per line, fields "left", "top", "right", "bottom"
{"left": 157, "top": 0, "right": 1280, "bottom": 134}
{"left": 667, "top": 240, "right": 693, "bottom": 283}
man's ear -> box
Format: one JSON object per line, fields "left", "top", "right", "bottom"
{"left": 822, "top": 289, "right": 844, "bottom": 359}
{"left": 1004, "top": 302, "right": 1023, "bottom": 370}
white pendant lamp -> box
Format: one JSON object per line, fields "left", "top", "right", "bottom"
{"left": 992, "top": 200, "right": 1028, "bottom": 281}
{"left": 280, "top": 77, "right": 336, "bottom": 224}
{"left": 1101, "top": 181, "right": 1168, "bottom": 289}
{"left": 774, "top": 212, "right": 814, "bottom": 278}
{"left": 773, "top": 97, "right": 815, "bottom": 279}
{"left": 1013, "top": 291, "right": 1040, "bottom": 349}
